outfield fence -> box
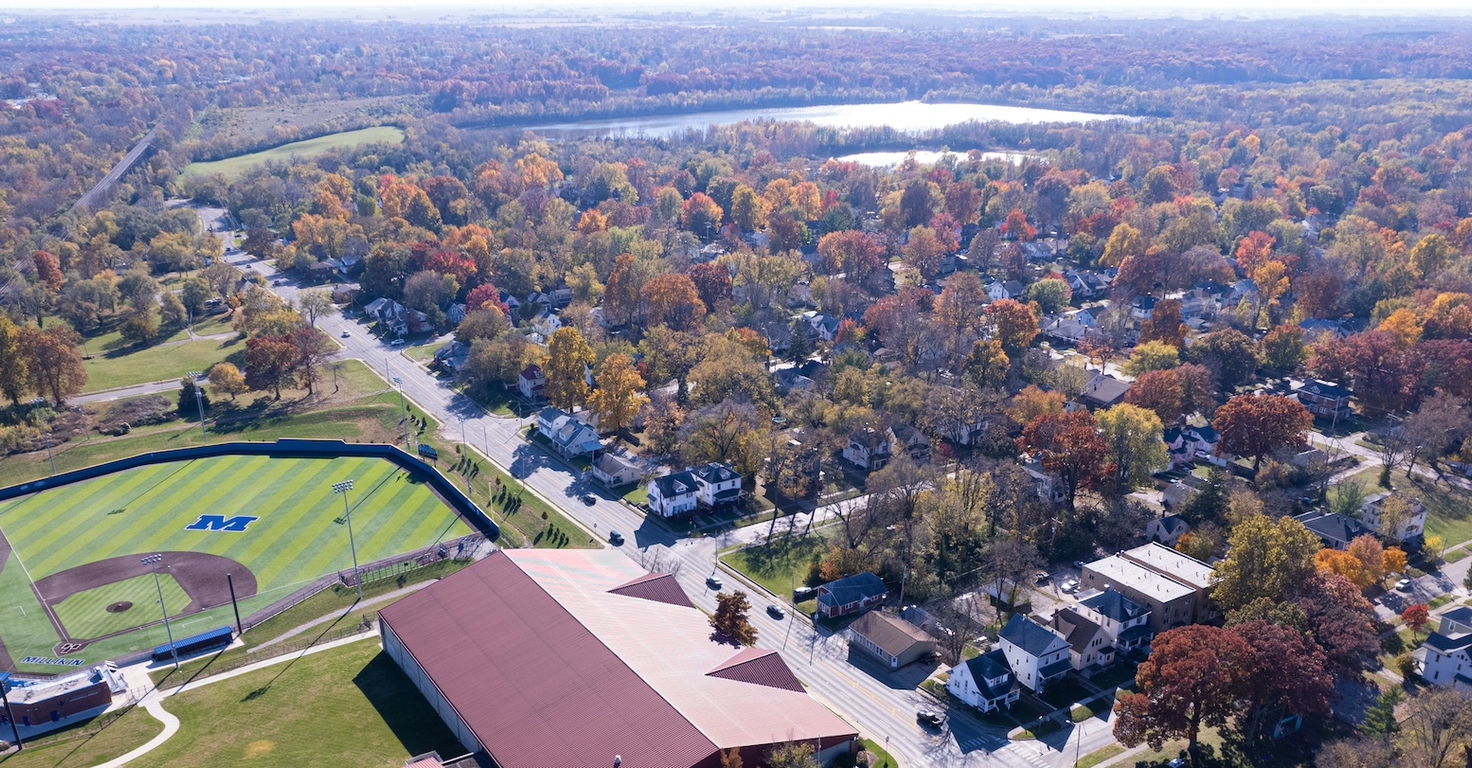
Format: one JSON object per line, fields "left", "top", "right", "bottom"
{"left": 0, "top": 438, "right": 498, "bottom": 539}
{"left": 339, "top": 534, "right": 484, "bottom": 589}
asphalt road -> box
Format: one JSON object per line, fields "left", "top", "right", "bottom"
{"left": 196, "top": 205, "right": 1122, "bottom": 768}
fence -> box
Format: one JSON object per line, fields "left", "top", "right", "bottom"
{"left": 0, "top": 689, "right": 139, "bottom": 752}
{"left": 339, "top": 534, "right": 481, "bottom": 588}
{"left": 0, "top": 438, "right": 498, "bottom": 540}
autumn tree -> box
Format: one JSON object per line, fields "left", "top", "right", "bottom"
{"left": 905, "top": 226, "right": 946, "bottom": 280}
{"left": 1006, "top": 385, "right": 1066, "bottom": 425}
{"left": 17, "top": 325, "right": 87, "bottom": 405}
{"left": 1233, "top": 619, "right": 1333, "bottom": 742}
{"left": 1138, "top": 299, "right": 1186, "bottom": 350}
{"left": 1018, "top": 411, "right": 1105, "bottom": 510}
{"left": 244, "top": 334, "right": 298, "bottom": 399}
{"left": 1309, "top": 330, "right": 1424, "bottom": 414}
{"left": 681, "top": 192, "right": 724, "bottom": 238}
{"left": 545, "top": 327, "right": 594, "bottom": 410}
{"left": 1400, "top": 688, "right": 1472, "bottom": 768}
{"left": 1097, "top": 403, "right": 1167, "bottom": 494}
{"left": 710, "top": 590, "right": 757, "bottom": 645}
{"left": 1315, "top": 549, "right": 1370, "bottom": 590}
{"left": 639, "top": 273, "right": 707, "bottom": 331}
{"left": 1259, "top": 324, "right": 1306, "bottom": 371}
{"left": 1125, "top": 369, "right": 1184, "bottom": 423}
{"left": 0, "top": 317, "right": 28, "bottom": 404}
{"left": 1295, "top": 571, "right": 1379, "bottom": 677}
{"left": 963, "top": 339, "right": 1010, "bottom": 390}
{"left": 1213, "top": 394, "right": 1312, "bottom": 470}
{"left": 1403, "top": 603, "right": 1431, "bottom": 641}
{"left": 1122, "top": 340, "right": 1180, "bottom": 377}
{"left": 209, "top": 362, "right": 249, "bottom": 400}
{"left": 298, "top": 290, "right": 336, "bottom": 328}
{"left": 588, "top": 354, "right": 648, "bottom": 438}
{"left": 1211, "top": 513, "right": 1322, "bottom": 611}
{"left": 1114, "top": 625, "right": 1250, "bottom": 753}
{"left": 1185, "top": 329, "right": 1259, "bottom": 393}
{"left": 1101, "top": 222, "right": 1145, "bottom": 267}
{"left": 687, "top": 262, "right": 732, "bottom": 309}
{"left": 816, "top": 230, "right": 885, "bottom": 281}
{"left": 289, "top": 325, "right": 332, "bottom": 395}
{"left": 984, "top": 298, "right": 1039, "bottom": 355}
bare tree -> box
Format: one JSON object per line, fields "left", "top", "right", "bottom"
{"left": 1400, "top": 687, "right": 1472, "bottom": 768}
{"left": 1377, "top": 421, "right": 1411, "bottom": 488}
{"left": 937, "top": 593, "right": 988, "bottom": 665}
{"left": 1404, "top": 392, "right": 1472, "bottom": 478}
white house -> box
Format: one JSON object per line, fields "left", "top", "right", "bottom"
{"left": 690, "top": 462, "right": 742, "bottom": 509}
{"left": 806, "top": 312, "right": 841, "bottom": 343}
{"left": 946, "top": 649, "right": 1021, "bottom": 713}
{"left": 1361, "top": 492, "right": 1428, "bottom": 543}
{"left": 1163, "top": 425, "right": 1223, "bottom": 468}
{"left": 1076, "top": 588, "right": 1154, "bottom": 657}
{"left": 647, "top": 471, "right": 699, "bottom": 517}
{"left": 843, "top": 427, "right": 892, "bottom": 471}
{"left": 517, "top": 364, "right": 546, "bottom": 402}
{"left": 997, "top": 614, "right": 1072, "bottom": 693}
{"left": 1416, "top": 607, "right": 1472, "bottom": 692}
{"left": 1146, "top": 515, "right": 1191, "bottom": 547}
{"left": 1129, "top": 295, "right": 1157, "bottom": 321}
{"left": 592, "top": 453, "right": 641, "bottom": 488}
{"left": 987, "top": 280, "right": 1024, "bottom": 301}
{"left": 1048, "top": 608, "right": 1114, "bottom": 673}
{"left": 536, "top": 407, "right": 604, "bottom": 459}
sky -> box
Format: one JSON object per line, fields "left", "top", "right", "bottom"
{"left": 7, "top": 0, "right": 1472, "bottom": 16}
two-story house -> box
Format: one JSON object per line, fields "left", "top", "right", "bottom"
{"left": 1076, "top": 588, "right": 1154, "bottom": 657}
{"left": 1361, "top": 492, "right": 1428, "bottom": 543}
{"left": 1294, "top": 511, "right": 1373, "bottom": 551}
{"left": 946, "top": 649, "right": 1021, "bottom": 713}
{"left": 843, "top": 427, "right": 893, "bottom": 471}
{"left": 1163, "top": 425, "right": 1224, "bottom": 468}
{"left": 998, "top": 614, "right": 1072, "bottom": 693}
{"left": 517, "top": 364, "right": 546, "bottom": 402}
{"left": 987, "top": 280, "right": 1024, "bottom": 301}
{"left": 1129, "top": 295, "right": 1158, "bottom": 321}
{"left": 1417, "top": 607, "right": 1472, "bottom": 692}
{"left": 690, "top": 462, "right": 742, "bottom": 509}
{"left": 647, "top": 471, "right": 699, "bottom": 517}
{"left": 536, "top": 407, "right": 604, "bottom": 459}
{"left": 1145, "top": 515, "right": 1191, "bottom": 547}
{"left": 1294, "top": 380, "right": 1353, "bottom": 420}
{"left": 1048, "top": 608, "right": 1114, "bottom": 674}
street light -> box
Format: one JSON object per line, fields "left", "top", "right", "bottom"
{"left": 188, "top": 371, "right": 207, "bottom": 445}
{"left": 391, "top": 377, "right": 413, "bottom": 451}
{"left": 141, "top": 554, "right": 179, "bottom": 670}
{"left": 333, "top": 480, "right": 363, "bottom": 601}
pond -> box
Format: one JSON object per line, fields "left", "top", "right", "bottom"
{"left": 519, "top": 100, "right": 1136, "bottom": 140}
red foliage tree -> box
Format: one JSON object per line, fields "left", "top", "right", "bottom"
{"left": 1309, "top": 330, "right": 1427, "bottom": 413}
{"left": 1001, "top": 208, "right": 1036, "bottom": 241}
{"left": 1114, "top": 625, "right": 1251, "bottom": 753}
{"left": 1292, "top": 572, "right": 1379, "bottom": 678}
{"left": 816, "top": 230, "right": 885, "bottom": 281}
{"left": 465, "top": 283, "right": 510, "bottom": 317}
{"left": 1018, "top": 411, "right": 1105, "bottom": 510}
{"left": 687, "top": 262, "right": 732, "bottom": 309}
{"left": 1212, "top": 394, "right": 1313, "bottom": 470}
{"left": 1402, "top": 603, "right": 1431, "bottom": 639}
{"left": 1232, "top": 620, "right": 1333, "bottom": 741}
{"left": 983, "top": 298, "right": 1040, "bottom": 355}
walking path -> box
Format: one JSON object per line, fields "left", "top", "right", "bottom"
{"left": 89, "top": 631, "right": 378, "bottom": 768}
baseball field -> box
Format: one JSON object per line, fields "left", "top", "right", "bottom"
{"left": 0, "top": 453, "right": 475, "bottom": 671}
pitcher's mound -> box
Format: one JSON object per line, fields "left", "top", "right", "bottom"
{"left": 105, "top": 601, "right": 133, "bottom": 613}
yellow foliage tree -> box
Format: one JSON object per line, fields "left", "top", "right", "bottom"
{"left": 588, "top": 353, "right": 648, "bottom": 437}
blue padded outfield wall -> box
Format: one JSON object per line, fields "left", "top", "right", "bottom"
{"left": 0, "top": 439, "right": 500, "bottom": 541}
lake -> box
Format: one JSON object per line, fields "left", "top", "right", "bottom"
{"left": 520, "top": 101, "right": 1135, "bottom": 140}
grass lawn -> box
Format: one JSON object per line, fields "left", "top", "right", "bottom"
{"left": 456, "top": 384, "right": 527, "bottom": 417}
{"left": 860, "top": 737, "right": 898, "bottom": 768}
{"left": 403, "top": 341, "right": 446, "bottom": 363}
{"left": 179, "top": 126, "right": 407, "bottom": 182}
{"left": 0, "top": 705, "right": 164, "bottom": 768}
{"left": 720, "top": 530, "right": 830, "bottom": 603}
{"left": 621, "top": 483, "right": 648, "bottom": 506}
{"left": 0, "top": 452, "right": 471, "bottom": 667}
{"left": 1075, "top": 744, "right": 1125, "bottom": 768}
{"left": 131, "top": 639, "right": 464, "bottom": 768}
{"left": 83, "top": 337, "right": 240, "bottom": 392}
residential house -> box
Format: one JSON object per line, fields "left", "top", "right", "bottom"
{"left": 1294, "top": 511, "right": 1372, "bottom": 550}
{"left": 891, "top": 425, "right": 931, "bottom": 464}
{"left": 1043, "top": 316, "right": 1091, "bottom": 346}
{"left": 847, "top": 612, "right": 936, "bottom": 670}
{"left": 530, "top": 309, "right": 562, "bottom": 339}
{"left": 1048, "top": 608, "right": 1114, "bottom": 674}
{"left": 647, "top": 471, "right": 699, "bottom": 517}
{"left": 1163, "top": 424, "right": 1224, "bottom": 468}
{"left": 946, "top": 649, "right": 1021, "bottom": 713}
{"left": 1230, "top": 279, "right": 1259, "bottom": 304}
{"left": 432, "top": 341, "right": 470, "bottom": 373}
{"left": 1294, "top": 380, "right": 1353, "bottom": 420}
{"left": 816, "top": 572, "right": 888, "bottom": 619}
{"left": 1065, "top": 271, "right": 1109, "bottom": 300}
{"left": 690, "top": 462, "right": 742, "bottom": 509}
{"left": 364, "top": 297, "right": 410, "bottom": 336}
{"left": 1076, "top": 588, "right": 1154, "bottom": 657}
{"left": 1146, "top": 515, "right": 1191, "bottom": 547}
{"left": 1081, "top": 543, "right": 1216, "bottom": 632}
{"left": 987, "top": 280, "right": 1024, "bottom": 301}
{"left": 805, "top": 313, "right": 840, "bottom": 343}
{"left": 1081, "top": 374, "right": 1131, "bottom": 410}
{"left": 445, "top": 303, "right": 467, "bottom": 326}
{"left": 997, "top": 614, "right": 1072, "bottom": 693}
{"left": 1416, "top": 607, "right": 1472, "bottom": 692}
{"left": 773, "top": 367, "right": 816, "bottom": 396}
{"left": 535, "top": 407, "right": 604, "bottom": 459}
{"left": 517, "top": 365, "right": 546, "bottom": 402}
{"left": 591, "top": 454, "right": 641, "bottom": 488}
{"left": 1361, "top": 493, "right": 1428, "bottom": 543}
{"left": 843, "top": 428, "right": 893, "bottom": 471}
{"left": 1297, "top": 318, "right": 1347, "bottom": 343}
{"left": 1130, "top": 296, "right": 1158, "bottom": 321}
{"left": 1023, "top": 459, "right": 1068, "bottom": 504}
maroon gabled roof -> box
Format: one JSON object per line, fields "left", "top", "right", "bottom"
{"left": 707, "top": 648, "right": 806, "bottom": 693}
{"left": 608, "top": 572, "right": 693, "bottom": 608}
{"left": 379, "top": 553, "right": 718, "bottom": 768}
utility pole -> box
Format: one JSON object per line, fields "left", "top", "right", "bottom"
{"left": 141, "top": 555, "right": 178, "bottom": 670}
{"left": 188, "top": 371, "right": 207, "bottom": 444}
{"left": 43, "top": 433, "right": 55, "bottom": 476}
{"left": 392, "top": 377, "right": 413, "bottom": 452}
{"left": 332, "top": 480, "right": 363, "bottom": 601}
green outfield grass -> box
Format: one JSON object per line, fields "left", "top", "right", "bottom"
{"left": 53, "top": 573, "right": 191, "bottom": 641}
{"left": 0, "top": 453, "right": 472, "bottom": 669}
{"left": 179, "top": 126, "right": 406, "bottom": 182}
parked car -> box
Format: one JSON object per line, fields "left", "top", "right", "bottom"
{"left": 1061, "top": 578, "right": 1080, "bottom": 594}
{"left": 793, "top": 586, "right": 818, "bottom": 602}
{"left": 706, "top": 575, "right": 723, "bottom": 590}
{"left": 1034, "top": 570, "right": 1050, "bottom": 585}
{"left": 917, "top": 710, "right": 945, "bottom": 729}
{"left": 767, "top": 604, "right": 786, "bottom": 620}
{"left": 608, "top": 531, "right": 624, "bottom": 546}
{"left": 390, "top": 338, "right": 405, "bottom": 346}
{"left": 1396, "top": 578, "right": 1414, "bottom": 592}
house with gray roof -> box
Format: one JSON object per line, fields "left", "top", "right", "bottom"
{"left": 647, "top": 471, "right": 699, "bottom": 518}
{"left": 1146, "top": 515, "right": 1191, "bottom": 547}
{"left": 1076, "top": 588, "right": 1153, "bottom": 657}
{"left": 998, "top": 614, "right": 1072, "bottom": 693}
{"left": 1048, "top": 608, "right": 1113, "bottom": 673}
{"left": 847, "top": 612, "right": 935, "bottom": 670}
{"left": 690, "top": 462, "right": 742, "bottom": 509}
{"left": 946, "top": 649, "right": 1021, "bottom": 713}
{"left": 1416, "top": 607, "right": 1472, "bottom": 693}
{"left": 536, "top": 407, "right": 604, "bottom": 460}
{"left": 1294, "top": 511, "right": 1371, "bottom": 550}
{"left": 816, "top": 572, "right": 887, "bottom": 619}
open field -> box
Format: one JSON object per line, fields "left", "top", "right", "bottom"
{"left": 131, "top": 639, "right": 466, "bottom": 768}
{"left": 180, "top": 126, "right": 406, "bottom": 182}
{"left": 0, "top": 703, "right": 164, "bottom": 768}
{"left": 0, "top": 453, "right": 472, "bottom": 669}
{"left": 191, "top": 96, "right": 419, "bottom": 147}
{"left": 83, "top": 337, "right": 239, "bottom": 392}
{"left": 720, "top": 530, "right": 829, "bottom": 608}
{"left": 1345, "top": 466, "right": 1472, "bottom": 548}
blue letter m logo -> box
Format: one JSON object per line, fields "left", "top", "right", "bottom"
{"left": 185, "top": 515, "right": 259, "bottom": 533}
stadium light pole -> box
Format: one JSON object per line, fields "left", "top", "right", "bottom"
{"left": 333, "top": 480, "right": 363, "bottom": 601}
{"left": 391, "top": 377, "right": 413, "bottom": 451}
{"left": 141, "top": 554, "right": 178, "bottom": 670}
{"left": 188, "top": 371, "right": 207, "bottom": 445}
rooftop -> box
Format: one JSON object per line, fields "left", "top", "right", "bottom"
{"left": 1084, "top": 555, "right": 1195, "bottom": 603}
{"left": 1000, "top": 613, "right": 1068, "bottom": 657}
{"left": 1120, "top": 542, "right": 1215, "bottom": 590}
{"left": 849, "top": 611, "right": 933, "bottom": 657}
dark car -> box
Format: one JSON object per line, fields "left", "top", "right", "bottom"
{"left": 608, "top": 531, "right": 624, "bottom": 546}
{"left": 582, "top": 493, "right": 596, "bottom": 505}
{"left": 917, "top": 710, "right": 945, "bottom": 729}
{"left": 706, "top": 575, "right": 723, "bottom": 590}
{"left": 793, "top": 586, "right": 818, "bottom": 602}
{"left": 766, "top": 604, "right": 786, "bottom": 620}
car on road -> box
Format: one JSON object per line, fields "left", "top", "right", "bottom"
{"left": 581, "top": 494, "right": 596, "bottom": 505}
{"left": 341, "top": 330, "right": 350, "bottom": 338}
{"left": 706, "top": 575, "right": 723, "bottom": 590}
{"left": 766, "top": 604, "right": 786, "bottom": 620}
{"left": 1061, "top": 578, "right": 1080, "bottom": 594}
{"left": 390, "top": 338, "right": 405, "bottom": 346}
{"left": 608, "top": 531, "right": 624, "bottom": 546}
{"left": 917, "top": 710, "right": 945, "bottom": 729}
{"left": 1396, "top": 578, "right": 1414, "bottom": 592}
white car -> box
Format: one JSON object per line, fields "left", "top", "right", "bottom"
{"left": 1396, "top": 578, "right": 1414, "bottom": 592}
{"left": 1061, "top": 578, "right": 1080, "bottom": 594}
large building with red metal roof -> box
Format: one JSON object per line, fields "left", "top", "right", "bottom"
{"left": 379, "top": 549, "right": 857, "bottom": 768}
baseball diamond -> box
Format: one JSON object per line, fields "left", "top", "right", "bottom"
{"left": 0, "top": 452, "right": 475, "bottom": 671}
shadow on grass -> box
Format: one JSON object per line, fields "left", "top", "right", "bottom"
{"left": 351, "top": 653, "right": 465, "bottom": 759}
